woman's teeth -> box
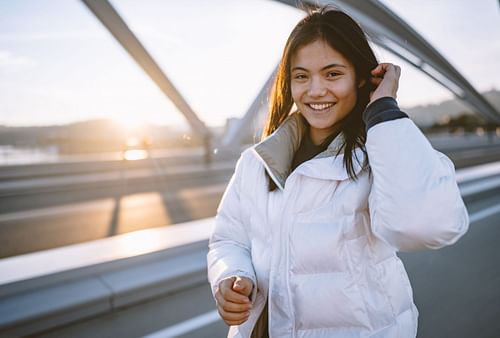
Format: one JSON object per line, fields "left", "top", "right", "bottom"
{"left": 308, "top": 103, "right": 334, "bottom": 111}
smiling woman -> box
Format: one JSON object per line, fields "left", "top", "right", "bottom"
{"left": 207, "top": 7, "right": 469, "bottom": 338}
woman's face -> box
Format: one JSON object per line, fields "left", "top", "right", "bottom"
{"left": 291, "top": 39, "right": 360, "bottom": 145}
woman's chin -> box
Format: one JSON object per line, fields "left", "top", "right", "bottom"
{"left": 306, "top": 117, "right": 337, "bottom": 131}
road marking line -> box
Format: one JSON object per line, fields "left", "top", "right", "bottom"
{"left": 469, "top": 203, "right": 500, "bottom": 224}
{"left": 143, "top": 310, "right": 220, "bottom": 338}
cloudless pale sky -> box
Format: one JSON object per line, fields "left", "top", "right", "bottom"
{"left": 0, "top": 0, "right": 499, "bottom": 128}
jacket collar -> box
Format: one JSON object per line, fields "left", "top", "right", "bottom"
{"left": 252, "top": 112, "right": 365, "bottom": 190}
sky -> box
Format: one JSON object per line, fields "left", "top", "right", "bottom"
{"left": 0, "top": 0, "right": 499, "bottom": 128}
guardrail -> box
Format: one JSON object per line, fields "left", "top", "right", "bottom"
{"left": 1, "top": 160, "right": 500, "bottom": 337}
{"left": 0, "top": 148, "right": 242, "bottom": 182}
{"left": 0, "top": 160, "right": 236, "bottom": 198}
{"left": 0, "top": 219, "right": 214, "bottom": 337}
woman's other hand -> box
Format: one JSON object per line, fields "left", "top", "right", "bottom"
{"left": 215, "top": 276, "right": 254, "bottom": 326}
{"left": 369, "top": 63, "right": 401, "bottom": 105}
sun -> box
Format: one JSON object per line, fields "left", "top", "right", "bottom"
{"left": 111, "top": 115, "right": 152, "bottom": 161}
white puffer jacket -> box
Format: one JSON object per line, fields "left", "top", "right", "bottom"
{"left": 207, "top": 109, "right": 469, "bottom": 338}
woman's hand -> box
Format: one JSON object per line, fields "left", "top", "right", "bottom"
{"left": 369, "top": 63, "right": 401, "bottom": 105}
{"left": 215, "top": 276, "right": 254, "bottom": 326}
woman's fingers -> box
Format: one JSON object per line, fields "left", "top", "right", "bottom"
{"left": 215, "top": 291, "right": 252, "bottom": 312}
{"left": 215, "top": 292, "right": 251, "bottom": 325}
{"left": 214, "top": 276, "right": 255, "bottom": 326}
{"left": 215, "top": 277, "right": 253, "bottom": 325}
{"left": 370, "top": 63, "right": 383, "bottom": 75}
{"left": 370, "top": 77, "right": 382, "bottom": 85}
{"left": 368, "top": 62, "right": 401, "bottom": 104}
{"left": 371, "top": 63, "right": 400, "bottom": 79}
{"left": 219, "top": 278, "right": 251, "bottom": 304}
{"left": 371, "top": 63, "right": 390, "bottom": 76}
{"left": 217, "top": 306, "right": 250, "bottom": 323}
{"left": 217, "top": 307, "right": 250, "bottom": 326}
{"left": 216, "top": 307, "right": 250, "bottom": 326}
{"left": 232, "top": 276, "right": 253, "bottom": 297}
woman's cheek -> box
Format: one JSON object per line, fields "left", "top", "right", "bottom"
{"left": 291, "top": 83, "right": 306, "bottom": 100}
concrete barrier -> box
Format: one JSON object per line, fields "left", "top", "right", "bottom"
{"left": 0, "top": 219, "right": 213, "bottom": 337}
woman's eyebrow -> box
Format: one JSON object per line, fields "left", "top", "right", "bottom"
{"left": 321, "top": 63, "right": 347, "bottom": 71}
{"left": 291, "top": 63, "right": 347, "bottom": 72}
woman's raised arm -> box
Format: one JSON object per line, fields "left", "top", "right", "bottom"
{"left": 364, "top": 64, "right": 469, "bottom": 251}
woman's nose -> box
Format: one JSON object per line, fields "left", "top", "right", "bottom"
{"left": 307, "top": 78, "right": 327, "bottom": 97}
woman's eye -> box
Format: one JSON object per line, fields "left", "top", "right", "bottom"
{"left": 327, "top": 72, "right": 340, "bottom": 78}
{"left": 294, "top": 74, "right": 307, "bottom": 80}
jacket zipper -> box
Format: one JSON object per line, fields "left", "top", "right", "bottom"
{"left": 251, "top": 148, "right": 296, "bottom": 336}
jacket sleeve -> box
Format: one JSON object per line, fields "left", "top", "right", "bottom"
{"left": 207, "top": 151, "right": 257, "bottom": 300}
{"left": 364, "top": 97, "right": 469, "bottom": 251}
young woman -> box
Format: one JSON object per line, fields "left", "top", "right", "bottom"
{"left": 207, "top": 7, "right": 469, "bottom": 338}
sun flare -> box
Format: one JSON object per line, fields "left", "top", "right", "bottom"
{"left": 123, "top": 149, "right": 148, "bottom": 161}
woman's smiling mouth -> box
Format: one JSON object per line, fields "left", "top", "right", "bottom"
{"left": 306, "top": 102, "right": 335, "bottom": 111}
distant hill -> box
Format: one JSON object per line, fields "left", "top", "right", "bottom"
{"left": 402, "top": 89, "right": 500, "bottom": 127}
{"left": 0, "top": 119, "right": 194, "bottom": 153}
{"left": 1, "top": 89, "right": 499, "bottom": 151}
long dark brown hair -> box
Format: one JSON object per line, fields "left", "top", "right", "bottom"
{"left": 262, "top": 7, "right": 378, "bottom": 191}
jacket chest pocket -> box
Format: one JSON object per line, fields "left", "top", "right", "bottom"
{"left": 290, "top": 204, "right": 370, "bottom": 276}
{"left": 290, "top": 209, "right": 349, "bottom": 275}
